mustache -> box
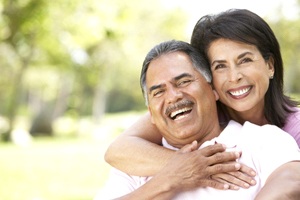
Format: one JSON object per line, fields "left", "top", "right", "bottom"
{"left": 165, "top": 100, "right": 194, "bottom": 116}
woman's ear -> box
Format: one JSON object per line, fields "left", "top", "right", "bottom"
{"left": 267, "top": 57, "right": 275, "bottom": 77}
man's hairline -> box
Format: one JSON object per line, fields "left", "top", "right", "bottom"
{"left": 142, "top": 51, "right": 212, "bottom": 106}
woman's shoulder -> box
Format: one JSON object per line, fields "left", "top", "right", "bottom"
{"left": 282, "top": 107, "right": 300, "bottom": 136}
{"left": 287, "top": 107, "right": 300, "bottom": 121}
{"left": 283, "top": 107, "right": 300, "bottom": 144}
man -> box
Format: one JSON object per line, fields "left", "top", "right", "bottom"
{"left": 96, "top": 40, "right": 300, "bottom": 199}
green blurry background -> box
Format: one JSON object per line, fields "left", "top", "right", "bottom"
{"left": 0, "top": 111, "right": 144, "bottom": 200}
{"left": 0, "top": 0, "right": 299, "bottom": 199}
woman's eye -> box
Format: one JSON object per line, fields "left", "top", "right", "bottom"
{"left": 240, "top": 57, "right": 252, "bottom": 64}
{"left": 214, "top": 64, "right": 225, "bottom": 70}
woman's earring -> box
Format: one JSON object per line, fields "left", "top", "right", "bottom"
{"left": 270, "top": 75, "right": 274, "bottom": 79}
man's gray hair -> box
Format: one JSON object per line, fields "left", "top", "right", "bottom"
{"left": 140, "top": 40, "right": 212, "bottom": 106}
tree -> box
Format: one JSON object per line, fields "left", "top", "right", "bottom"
{"left": 1, "top": 0, "right": 49, "bottom": 140}
{"left": 0, "top": 0, "right": 188, "bottom": 141}
{"left": 268, "top": 10, "right": 300, "bottom": 93}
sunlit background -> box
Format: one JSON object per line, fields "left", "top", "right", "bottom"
{"left": 0, "top": 0, "right": 299, "bottom": 199}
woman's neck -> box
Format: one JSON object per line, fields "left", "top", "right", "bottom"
{"left": 227, "top": 107, "right": 269, "bottom": 126}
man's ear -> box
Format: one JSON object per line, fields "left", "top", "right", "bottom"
{"left": 148, "top": 107, "right": 155, "bottom": 124}
{"left": 213, "top": 89, "right": 219, "bottom": 101}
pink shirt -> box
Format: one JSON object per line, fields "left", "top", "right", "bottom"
{"left": 218, "top": 107, "right": 300, "bottom": 147}
{"left": 282, "top": 107, "right": 300, "bottom": 147}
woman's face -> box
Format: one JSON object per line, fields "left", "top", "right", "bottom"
{"left": 207, "top": 38, "right": 274, "bottom": 114}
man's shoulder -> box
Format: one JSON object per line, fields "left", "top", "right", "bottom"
{"left": 242, "top": 121, "right": 297, "bottom": 146}
{"left": 243, "top": 121, "right": 286, "bottom": 136}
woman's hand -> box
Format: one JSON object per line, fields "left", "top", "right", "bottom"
{"left": 211, "top": 164, "right": 257, "bottom": 190}
{"left": 156, "top": 141, "right": 254, "bottom": 192}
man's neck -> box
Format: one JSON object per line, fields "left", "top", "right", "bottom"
{"left": 196, "top": 124, "right": 224, "bottom": 148}
{"left": 163, "top": 124, "right": 223, "bottom": 150}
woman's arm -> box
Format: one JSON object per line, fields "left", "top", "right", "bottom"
{"left": 105, "top": 112, "right": 256, "bottom": 188}
{"left": 111, "top": 142, "right": 243, "bottom": 200}
{"left": 105, "top": 112, "right": 173, "bottom": 176}
{"left": 255, "top": 161, "right": 300, "bottom": 200}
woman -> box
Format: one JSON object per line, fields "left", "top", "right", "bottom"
{"left": 105, "top": 9, "right": 300, "bottom": 189}
{"left": 191, "top": 9, "right": 300, "bottom": 134}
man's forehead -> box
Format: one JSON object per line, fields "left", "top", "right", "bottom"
{"left": 148, "top": 52, "right": 194, "bottom": 72}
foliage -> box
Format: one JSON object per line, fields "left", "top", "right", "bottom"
{"left": 0, "top": 0, "right": 188, "bottom": 140}
{"left": 269, "top": 18, "right": 300, "bottom": 93}
{"left": 0, "top": 0, "right": 299, "bottom": 140}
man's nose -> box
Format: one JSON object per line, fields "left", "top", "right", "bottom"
{"left": 166, "top": 87, "right": 183, "bottom": 104}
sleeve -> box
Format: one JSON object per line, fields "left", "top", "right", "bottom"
{"left": 94, "top": 168, "right": 141, "bottom": 200}
{"left": 284, "top": 108, "right": 300, "bottom": 147}
{"left": 255, "top": 125, "right": 300, "bottom": 186}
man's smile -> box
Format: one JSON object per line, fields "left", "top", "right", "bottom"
{"left": 165, "top": 100, "right": 194, "bottom": 120}
{"left": 170, "top": 107, "right": 193, "bottom": 120}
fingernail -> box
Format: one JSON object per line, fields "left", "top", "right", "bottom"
{"left": 244, "top": 183, "right": 250, "bottom": 188}
{"left": 235, "top": 163, "right": 241, "bottom": 169}
{"left": 224, "top": 184, "right": 229, "bottom": 190}
{"left": 233, "top": 186, "right": 240, "bottom": 190}
{"left": 251, "top": 171, "right": 256, "bottom": 176}
{"left": 251, "top": 180, "right": 256, "bottom": 185}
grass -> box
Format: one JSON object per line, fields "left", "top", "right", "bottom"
{"left": 0, "top": 138, "right": 105, "bottom": 200}
{"left": 0, "top": 111, "right": 145, "bottom": 200}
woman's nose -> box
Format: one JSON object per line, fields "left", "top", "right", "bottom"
{"left": 228, "top": 67, "right": 242, "bottom": 82}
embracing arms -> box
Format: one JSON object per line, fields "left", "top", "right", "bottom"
{"left": 255, "top": 161, "right": 300, "bottom": 200}
{"left": 105, "top": 112, "right": 256, "bottom": 188}
{"left": 112, "top": 142, "right": 243, "bottom": 200}
{"left": 105, "top": 112, "right": 171, "bottom": 176}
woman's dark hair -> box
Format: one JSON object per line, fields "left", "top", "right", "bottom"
{"left": 191, "top": 8, "right": 299, "bottom": 127}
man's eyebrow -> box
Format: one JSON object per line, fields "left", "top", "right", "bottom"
{"left": 149, "top": 84, "right": 164, "bottom": 94}
{"left": 174, "top": 73, "right": 193, "bottom": 81}
{"left": 148, "top": 73, "right": 193, "bottom": 94}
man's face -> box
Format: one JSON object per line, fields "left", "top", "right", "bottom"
{"left": 146, "top": 51, "right": 219, "bottom": 148}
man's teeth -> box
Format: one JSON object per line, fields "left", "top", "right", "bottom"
{"left": 170, "top": 107, "right": 191, "bottom": 119}
{"left": 229, "top": 87, "right": 250, "bottom": 96}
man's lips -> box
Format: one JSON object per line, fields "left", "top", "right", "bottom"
{"left": 165, "top": 100, "right": 194, "bottom": 120}
{"left": 170, "top": 107, "right": 192, "bottom": 120}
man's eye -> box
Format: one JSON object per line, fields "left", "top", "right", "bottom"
{"left": 178, "top": 79, "right": 192, "bottom": 86}
{"left": 153, "top": 90, "right": 164, "bottom": 97}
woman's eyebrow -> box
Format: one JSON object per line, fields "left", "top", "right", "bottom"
{"left": 211, "top": 59, "right": 225, "bottom": 66}
{"left": 211, "top": 51, "right": 254, "bottom": 65}
{"left": 237, "top": 51, "right": 254, "bottom": 59}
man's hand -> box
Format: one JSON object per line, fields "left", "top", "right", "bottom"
{"left": 154, "top": 141, "right": 254, "bottom": 193}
